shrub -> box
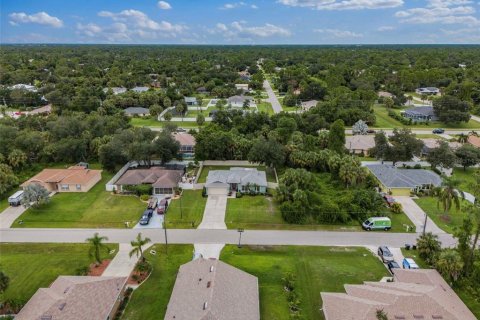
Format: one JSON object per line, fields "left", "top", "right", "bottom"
{"left": 75, "top": 266, "right": 89, "bottom": 276}
{"left": 236, "top": 192, "right": 243, "bottom": 198}
{"left": 140, "top": 194, "right": 150, "bottom": 201}
{"left": 202, "top": 186, "right": 207, "bottom": 197}
{"left": 414, "top": 164, "right": 422, "bottom": 169}
{"left": 390, "top": 202, "right": 403, "bottom": 214}
{"left": 123, "top": 184, "right": 152, "bottom": 196}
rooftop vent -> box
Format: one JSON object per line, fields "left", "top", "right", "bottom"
{"left": 41, "top": 316, "right": 52, "bottom": 320}
{"left": 207, "top": 281, "right": 211, "bottom": 288}
{"left": 210, "top": 266, "right": 214, "bottom": 272}
{"left": 413, "top": 315, "right": 424, "bottom": 319}
{"left": 63, "top": 287, "right": 70, "bottom": 294}
{"left": 394, "top": 316, "right": 405, "bottom": 320}
{"left": 58, "top": 302, "right": 67, "bottom": 311}
{"left": 203, "top": 302, "right": 208, "bottom": 310}
{"left": 432, "top": 316, "right": 443, "bottom": 319}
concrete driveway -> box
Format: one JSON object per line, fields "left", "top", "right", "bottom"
{"left": 0, "top": 205, "right": 27, "bottom": 228}
{"left": 393, "top": 196, "right": 445, "bottom": 234}
{"left": 198, "top": 195, "right": 227, "bottom": 229}
{"left": 133, "top": 212, "right": 164, "bottom": 229}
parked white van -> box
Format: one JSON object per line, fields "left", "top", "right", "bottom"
{"left": 8, "top": 190, "right": 24, "bottom": 206}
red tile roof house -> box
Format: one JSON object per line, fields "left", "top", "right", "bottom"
{"left": 321, "top": 269, "right": 476, "bottom": 320}
{"left": 114, "top": 167, "right": 183, "bottom": 195}
{"left": 165, "top": 258, "right": 260, "bottom": 320}
{"left": 15, "top": 276, "right": 127, "bottom": 320}
{"left": 21, "top": 166, "right": 102, "bottom": 192}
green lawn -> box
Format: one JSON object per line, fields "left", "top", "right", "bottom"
{"left": 198, "top": 165, "right": 276, "bottom": 183}
{"left": 414, "top": 196, "right": 469, "bottom": 234}
{"left": 401, "top": 248, "right": 480, "bottom": 318}
{"left": 225, "top": 195, "right": 414, "bottom": 232}
{"left": 165, "top": 190, "right": 206, "bottom": 228}
{"left": 0, "top": 243, "right": 118, "bottom": 304}
{"left": 220, "top": 245, "right": 389, "bottom": 320}
{"left": 131, "top": 118, "right": 199, "bottom": 129}
{"left": 13, "top": 173, "right": 145, "bottom": 228}
{"left": 256, "top": 102, "right": 274, "bottom": 115}
{"left": 121, "top": 244, "right": 193, "bottom": 320}
{"left": 373, "top": 106, "right": 480, "bottom": 129}
{"left": 452, "top": 167, "right": 479, "bottom": 194}
{"left": 0, "top": 197, "right": 9, "bottom": 213}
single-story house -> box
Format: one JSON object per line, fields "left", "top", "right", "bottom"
{"left": 421, "top": 138, "right": 462, "bottom": 155}
{"left": 301, "top": 100, "right": 318, "bottom": 111}
{"left": 468, "top": 135, "right": 480, "bottom": 148}
{"left": 321, "top": 269, "right": 476, "bottom": 320}
{"left": 205, "top": 167, "right": 267, "bottom": 195}
{"left": 9, "top": 84, "right": 37, "bottom": 92}
{"left": 124, "top": 107, "right": 150, "bottom": 117}
{"left": 366, "top": 164, "right": 442, "bottom": 196}
{"left": 197, "top": 86, "right": 208, "bottom": 93}
{"left": 165, "top": 258, "right": 260, "bottom": 320}
{"left": 227, "top": 95, "right": 255, "bottom": 108}
{"left": 16, "top": 276, "right": 127, "bottom": 320}
{"left": 185, "top": 97, "right": 198, "bottom": 106}
{"left": 402, "top": 106, "right": 439, "bottom": 122}
{"left": 21, "top": 166, "right": 102, "bottom": 192}
{"left": 114, "top": 167, "right": 183, "bottom": 195}
{"left": 235, "top": 83, "right": 249, "bottom": 92}
{"left": 416, "top": 87, "right": 440, "bottom": 95}
{"left": 131, "top": 86, "right": 150, "bottom": 93}
{"left": 238, "top": 71, "right": 251, "bottom": 81}
{"left": 173, "top": 133, "right": 195, "bottom": 160}
{"left": 103, "top": 87, "right": 127, "bottom": 95}
{"left": 28, "top": 104, "right": 52, "bottom": 115}
{"left": 345, "top": 135, "right": 375, "bottom": 155}
{"left": 377, "top": 91, "right": 394, "bottom": 99}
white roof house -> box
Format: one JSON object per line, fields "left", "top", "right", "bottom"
{"left": 235, "top": 84, "right": 249, "bottom": 92}
{"left": 9, "top": 84, "right": 37, "bottom": 92}
{"left": 227, "top": 95, "right": 255, "bottom": 108}
{"left": 415, "top": 87, "right": 440, "bottom": 95}
{"left": 103, "top": 87, "right": 127, "bottom": 95}
{"left": 131, "top": 86, "right": 150, "bottom": 93}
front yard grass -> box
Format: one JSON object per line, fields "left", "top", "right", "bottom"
{"left": 220, "top": 245, "right": 389, "bottom": 320}
{"left": 198, "top": 165, "right": 277, "bottom": 183}
{"left": 165, "top": 190, "right": 206, "bottom": 228}
{"left": 121, "top": 244, "right": 193, "bottom": 320}
{"left": 0, "top": 243, "right": 118, "bottom": 304}
{"left": 13, "top": 173, "right": 144, "bottom": 228}
{"left": 256, "top": 102, "right": 274, "bottom": 115}
{"left": 452, "top": 167, "right": 479, "bottom": 194}
{"left": 0, "top": 197, "right": 8, "bottom": 213}
{"left": 414, "top": 196, "right": 468, "bottom": 234}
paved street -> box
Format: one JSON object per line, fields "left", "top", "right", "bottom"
{"left": 0, "top": 228, "right": 457, "bottom": 248}
{"left": 346, "top": 129, "right": 474, "bottom": 135}
{"left": 263, "top": 79, "right": 282, "bottom": 114}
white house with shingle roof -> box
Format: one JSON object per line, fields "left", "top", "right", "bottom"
{"left": 345, "top": 135, "right": 376, "bottom": 155}
{"left": 165, "top": 258, "right": 259, "bottom": 320}
{"left": 205, "top": 167, "right": 267, "bottom": 195}
{"left": 321, "top": 269, "right": 476, "bottom": 320}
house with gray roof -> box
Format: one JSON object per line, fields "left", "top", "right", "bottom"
{"left": 165, "top": 258, "right": 260, "bottom": 320}
{"left": 103, "top": 87, "right": 127, "bottom": 95}
{"left": 16, "top": 276, "right": 127, "bottom": 320}
{"left": 227, "top": 95, "right": 256, "bottom": 108}
{"left": 131, "top": 86, "right": 150, "bottom": 93}
{"left": 124, "top": 107, "right": 150, "bottom": 116}
{"left": 185, "top": 97, "right": 198, "bottom": 106}
{"left": 416, "top": 87, "right": 440, "bottom": 95}
{"left": 402, "top": 106, "right": 439, "bottom": 122}
{"left": 366, "top": 164, "right": 441, "bottom": 196}
{"left": 205, "top": 167, "right": 267, "bottom": 195}
{"left": 321, "top": 269, "right": 476, "bottom": 320}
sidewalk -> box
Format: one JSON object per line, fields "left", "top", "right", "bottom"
{"left": 103, "top": 243, "right": 152, "bottom": 277}
{"left": 393, "top": 196, "right": 445, "bottom": 234}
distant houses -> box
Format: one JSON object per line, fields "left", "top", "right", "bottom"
{"left": 173, "top": 132, "right": 196, "bottom": 160}
{"left": 165, "top": 258, "right": 260, "bottom": 320}
{"left": 227, "top": 95, "right": 255, "bottom": 108}
{"left": 8, "top": 84, "right": 37, "bottom": 92}
{"left": 300, "top": 100, "right": 318, "bottom": 111}
{"left": 235, "top": 83, "right": 249, "bottom": 93}
{"left": 131, "top": 86, "right": 150, "bottom": 93}
{"left": 421, "top": 138, "right": 462, "bottom": 156}
{"left": 402, "top": 106, "right": 438, "bottom": 122}
{"left": 124, "top": 107, "right": 150, "bottom": 117}
{"left": 185, "top": 97, "right": 198, "bottom": 106}
{"left": 468, "top": 135, "right": 480, "bottom": 148}
{"left": 345, "top": 135, "right": 376, "bottom": 156}
{"left": 103, "top": 87, "right": 127, "bottom": 95}
{"left": 205, "top": 167, "right": 267, "bottom": 196}
{"left": 415, "top": 87, "right": 440, "bottom": 95}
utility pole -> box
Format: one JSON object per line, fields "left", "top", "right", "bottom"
{"left": 237, "top": 228, "right": 244, "bottom": 248}
{"left": 423, "top": 212, "right": 428, "bottom": 235}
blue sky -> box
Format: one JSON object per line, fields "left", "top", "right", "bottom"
{"left": 1, "top": 0, "right": 479, "bottom": 44}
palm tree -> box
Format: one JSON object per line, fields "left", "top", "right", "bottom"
{"left": 437, "top": 177, "right": 464, "bottom": 214}
{"left": 457, "top": 133, "right": 469, "bottom": 143}
{"left": 436, "top": 249, "right": 463, "bottom": 285}
{"left": 416, "top": 232, "right": 441, "bottom": 265}
{"left": 86, "top": 233, "right": 109, "bottom": 265}
{"left": 129, "top": 233, "right": 152, "bottom": 262}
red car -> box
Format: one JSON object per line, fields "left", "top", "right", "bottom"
{"left": 157, "top": 198, "right": 169, "bottom": 214}
{"left": 383, "top": 195, "right": 396, "bottom": 207}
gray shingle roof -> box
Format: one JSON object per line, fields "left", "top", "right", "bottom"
{"left": 366, "top": 164, "right": 442, "bottom": 188}
{"left": 206, "top": 168, "right": 267, "bottom": 187}
{"left": 404, "top": 106, "right": 436, "bottom": 117}
{"left": 165, "top": 259, "right": 259, "bottom": 320}
{"left": 124, "top": 107, "right": 150, "bottom": 115}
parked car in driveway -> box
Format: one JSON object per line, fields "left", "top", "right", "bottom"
{"left": 387, "top": 261, "right": 400, "bottom": 274}
{"left": 402, "top": 258, "right": 419, "bottom": 269}
{"left": 377, "top": 246, "right": 394, "bottom": 263}
{"left": 8, "top": 190, "right": 24, "bottom": 206}
{"left": 157, "top": 198, "right": 169, "bottom": 214}
{"left": 143, "top": 209, "right": 154, "bottom": 218}
{"left": 432, "top": 128, "right": 445, "bottom": 134}
{"left": 139, "top": 214, "right": 151, "bottom": 225}
{"left": 383, "top": 195, "right": 396, "bottom": 207}
{"left": 147, "top": 197, "right": 158, "bottom": 209}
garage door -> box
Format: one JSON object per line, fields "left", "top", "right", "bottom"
{"left": 207, "top": 187, "right": 228, "bottom": 195}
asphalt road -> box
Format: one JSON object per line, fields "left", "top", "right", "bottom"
{"left": 0, "top": 228, "right": 457, "bottom": 248}
{"left": 345, "top": 129, "right": 475, "bottom": 135}
{"left": 263, "top": 79, "right": 282, "bottom": 114}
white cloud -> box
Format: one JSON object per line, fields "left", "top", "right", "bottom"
{"left": 377, "top": 25, "right": 395, "bottom": 31}
{"left": 251, "top": 4, "right": 259, "bottom": 9}
{"left": 98, "top": 9, "right": 185, "bottom": 32}
{"left": 395, "top": 0, "right": 480, "bottom": 26}
{"left": 221, "top": 2, "right": 258, "bottom": 9}
{"left": 9, "top": 11, "right": 63, "bottom": 28}
{"left": 314, "top": 28, "right": 363, "bottom": 38}
{"left": 211, "top": 21, "right": 291, "bottom": 38}
{"left": 158, "top": 1, "right": 172, "bottom": 10}
{"left": 278, "top": 0, "right": 404, "bottom": 10}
